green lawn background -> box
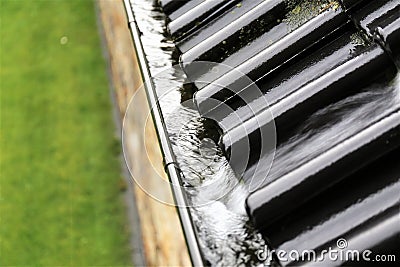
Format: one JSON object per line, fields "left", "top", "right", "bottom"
{"left": 0, "top": 0, "right": 131, "bottom": 265}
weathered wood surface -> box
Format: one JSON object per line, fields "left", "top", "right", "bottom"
{"left": 97, "top": 0, "right": 191, "bottom": 266}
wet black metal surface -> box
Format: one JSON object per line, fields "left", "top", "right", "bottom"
{"left": 194, "top": 26, "right": 372, "bottom": 132}
{"left": 136, "top": 0, "right": 400, "bottom": 265}
{"left": 185, "top": 1, "right": 344, "bottom": 88}
{"left": 261, "top": 149, "right": 400, "bottom": 266}
{"left": 168, "top": 1, "right": 205, "bottom": 22}
{"left": 220, "top": 43, "right": 397, "bottom": 177}
{"left": 182, "top": 0, "right": 295, "bottom": 60}
{"left": 176, "top": 0, "right": 266, "bottom": 54}
{"left": 168, "top": 0, "right": 240, "bottom": 40}
{"left": 159, "top": 0, "right": 181, "bottom": 14}
{"left": 351, "top": 0, "right": 400, "bottom": 67}
{"left": 246, "top": 109, "right": 400, "bottom": 227}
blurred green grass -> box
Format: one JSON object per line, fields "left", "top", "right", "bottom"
{"left": 0, "top": 0, "right": 132, "bottom": 265}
